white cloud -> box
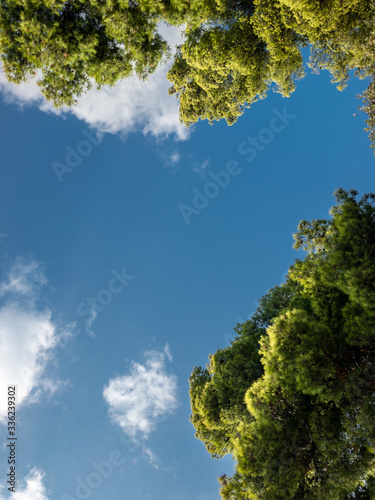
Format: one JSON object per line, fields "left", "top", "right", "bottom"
{"left": 164, "top": 343, "right": 173, "bottom": 362}
{"left": 0, "top": 468, "right": 49, "bottom": 500}
{"left": 84, "top": 305, "right": 97, "bottom": 339}
{"left": 0, "top": 257, "right": 47, "bottom": 297}
{"left": 0, "top": 70, "right": 56, "bottom": 115}
{"left": 0, "top": 25, "right": 189, "bottom": 141}
{"left": 169, "top": 151, "right": 181, "bottom": 165}
{"left": 0, "top": 257, "right": 69, "bottom": 422}
{"left": 193, "top": 158, "right": 211, "bottom": 174}
{"left": 140, "top": 443, "right": 162, "bottom": 469}
{"left": 200, "top": 158, "right": 210, "bottom": 170}
{"left": 103, "top": 348, "right": 177, "bottom": 439}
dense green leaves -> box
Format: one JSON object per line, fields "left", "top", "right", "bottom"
{"left": 189, "top": 278, "right": 301, "bottom": 458}
{"left": 167, "top": 0, "right": 306, "bottom": 126}
{"left": 167, "top": 0, "right": 375, "bottom": 126}
{"left": 1, "top": 0, "right": 375, "bottom": 135}
{"left": 358, "top": 27, "right": 375, "bottom": 152}
{"left": 189, "top": 190, "right": 375, "bottom": 499}
{"left": 167, "top": 22, "right": 272, "bottom": 127}
{"left": 0, "top": 0, "right": 168, "bottom": 106}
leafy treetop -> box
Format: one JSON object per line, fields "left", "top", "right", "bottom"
{"left": 1, "top": 0, "right": 375, "bottom": 130}
{"left": 190, "top": 189, "right": 375, "bottom": 499}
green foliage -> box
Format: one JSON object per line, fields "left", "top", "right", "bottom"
{"left": 347, "top": 476, "right": 375, "bottom": 498}
{"left": 1, "top": 0, "right": 375, "bottom": 132}
{"left": 189, "top": 189, "right": 375, "bottom": 499}
{"left": 358, "top": 24, "right": 375, "bottom": 153}
{"left": 167, "top": 22, "right": 271, "bottom": 127}
{"left": 167, "top": 0, "right": 306, "bottom": 127}
{"left": 167, "top": 0, "right": 375, "bottom": 126}
{"left": 360, "top": 77, "right": 375, "bottom": 154}
{"left": 189, "top": 278, "right": 300, "bottom": 458}
{"left": 0, "top": 0, "right": 168, "bottom": 106}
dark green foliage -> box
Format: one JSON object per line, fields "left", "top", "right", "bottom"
{"left": 359, "top": 73, "right": 375, "bottom": 154}
{"left": 189, "top": 190, "right": 375, "bottom": 499}
{"left": 0, "top": 0, "right": 168, "bottom": 106}
{"left": 189, "top": 278, "right": 301, "bottom": 458}
{"left": 347, "top": 476, "right": 375, "bottom": 498}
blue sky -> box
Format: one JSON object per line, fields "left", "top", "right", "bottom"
{"left": 0, "top": 26, "right": 374, "bottom": 500}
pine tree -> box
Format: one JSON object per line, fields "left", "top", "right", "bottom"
{"left": 189, "top": 190, "right": 375, "bottom": 499}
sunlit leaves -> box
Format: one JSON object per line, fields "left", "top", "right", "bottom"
{"left": 190, "top": 190, "right": 375, "bottom": 499}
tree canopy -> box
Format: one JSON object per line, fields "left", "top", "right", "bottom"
{"left": 189, "top": 189, "right": 375, "bottom": 499}
{"left": 1, "top": 0, "right": 375, "bottom": 134}
{"left": 167, "top": 0, "right": 375, "bottom": 126}
{"left": 0, "top": 0, "right": 170, "bottom": 106}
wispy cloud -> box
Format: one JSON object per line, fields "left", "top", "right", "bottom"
{"left": 0, "top": 256, "right": 70, "bottom": 422}
{"left": 158, "top": 148, "right": 182, "bottom": 167}
{"left": 103, "top": 347, "right": 178, "bottom": 440}
{"left": 140, "top": 443, "right": 163, "bottom": 469}
{"left": 193, "top": 158, "right": 211, "bottom": 175}
{"left": 0, "top": 257, "right": 47, "bottom": 297}
{"left": 0, "top": 468, "right": 49, "bottom": 500}
{"left": 164, "top": 343, "right": 173, "bottom": 362}
{"left": 0, "top": 25, "right": 189, "bottom": 141}
{"left": 84, "top": 305, "right": 98, "bottom": 339}
{"left": 169, "top": 151, "right": 181, "bottom": 165}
